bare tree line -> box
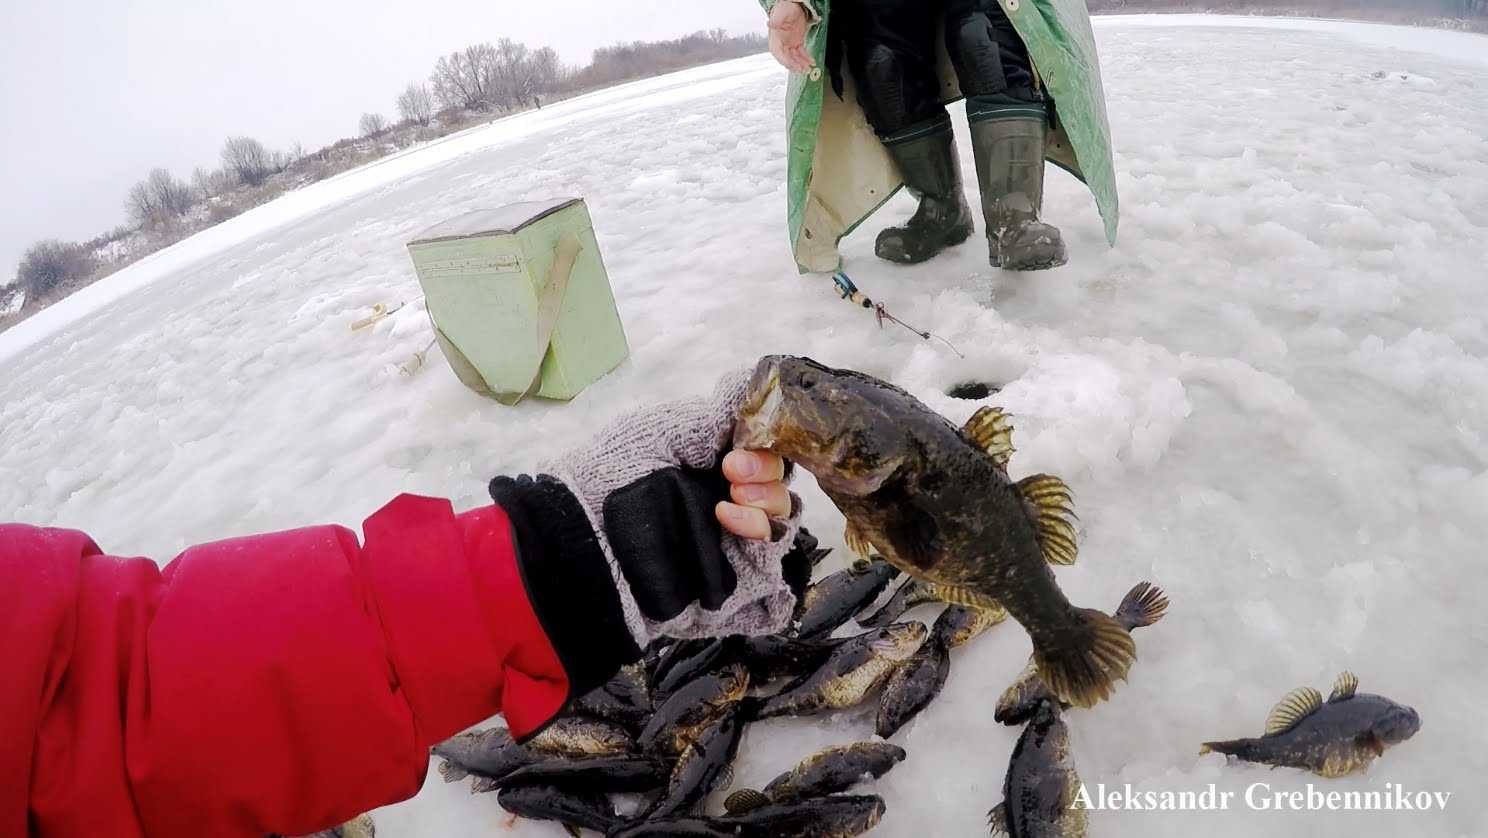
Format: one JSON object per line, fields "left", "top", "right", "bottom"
{"left": 6, "top": 28, "right": 769, "bottom": 325}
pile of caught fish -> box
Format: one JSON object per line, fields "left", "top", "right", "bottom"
{"left": 424, "top": 355, "right": 1420, "bottom": 836}
{"left": 428, "top": 521, "right": 1171, "bottom": 836}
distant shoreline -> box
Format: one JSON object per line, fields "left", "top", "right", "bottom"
{"left": 3, "top": 9, "right": 1483, "bottom": 338}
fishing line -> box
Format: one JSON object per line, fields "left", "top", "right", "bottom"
{"left": 831, "top": 272, "right": 965, "bottom": 358}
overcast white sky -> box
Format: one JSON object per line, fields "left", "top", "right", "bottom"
{"left": 0, "top": 0, "right": 766, "bottom": 282}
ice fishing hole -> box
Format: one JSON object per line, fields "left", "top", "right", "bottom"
{"left": 947, "top": 381, "right": 999, "bottom": 400}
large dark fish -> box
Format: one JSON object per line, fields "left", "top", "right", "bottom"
{"left": 1200, "top": 671, "right": 1420, "bottom": 777}
{"left": 995, "top": 582, "right": 1168, "bottom": 725}
{"left": 527, "top": 715, "right": 636, "bottom": 759}
{"left": 750, "top": 623, "right": 926, "bottom": 720}
{"left": 734, "top": 355, "right": 1135, "bottom": 708}
{"left": 794, "top": 558, "right": 900, "bottom": 638}
{"left": 876, "top": 605, "right": 1006, "bottom": 738}
{"left": 480, "top": 754, "right": 671, "bottom": 794}
{"left": 498, "top": 783, "right": 619, "bottom": 837}
{"left": 643, "top": 705, "right": 747, "bottom": 819}
{"left": 723, "top": 741, "right": 905, "bottom": 813}
{"left": 432, "top": 728, "right": 535, "bottom": 784}
{"left": 638, "top": 664, "right": 750, "bottom": 756}
{"left": 987, "top": 702, "right": 1086, "bottom": 838}
{"left": 609, "top": 794, "right": 886, "bottom": 838}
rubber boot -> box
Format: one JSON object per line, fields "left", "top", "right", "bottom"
{"left": 874, "top": 121, "right": 974, "bottom": 264}
{"left": 969, "top": 101, "right": 1067, "bottom": 271}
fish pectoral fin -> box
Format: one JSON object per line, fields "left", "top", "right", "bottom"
{"left": 844, "top": 520, "right": 874, "bottom": 559}
{"left": 563, "top": 825, "right": 582, "bottom": 838}
{"left": 1357, "top": 731, "right": 1386, "bottom": 758}
{"left": 986, "top": 802, "right": 1010, "bottom": 837}
{"left": 1264, "top": 686, "right": 1323, "bottom": 736}
{"left": 1016, "top": 474, "right": 1079, "bottom": 565}
{"left": 435, "top": 760, "right": 468, "bottom": 783}
{"left": 1328, "top": 670, "right": 1359, "bottom": 702}
{"left": 962, "top": 405, "right": 1015, "bottom": 470}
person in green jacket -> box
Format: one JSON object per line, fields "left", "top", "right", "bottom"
{"left": 768, "top": 0, "right": 1063, "bottom": 271}
{"left": 764, "top": 0, "right": 1118, "bottom": 276}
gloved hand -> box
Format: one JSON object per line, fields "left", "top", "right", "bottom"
{"left": 489, "top": 368, "right": 803, "bottom": 697}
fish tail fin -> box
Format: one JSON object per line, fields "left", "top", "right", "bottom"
{"left": 1114, "top": 581, "right": 1169, "bottom": 629}
{"left": 1199, "top": 739, "right": 1243, "bottom": 756}
{"left": 1032, "top": 608, "right": 1137, "bottom": 708}
{"left": 724, "top": 788, "right": 771, "bottom": 814}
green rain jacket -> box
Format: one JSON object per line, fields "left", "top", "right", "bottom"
{"left": 759, "top": 0, "right": 1119, "bottom": 273}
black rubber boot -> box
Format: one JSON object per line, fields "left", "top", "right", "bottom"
{"left": 875, "top": 120, "right": 974, "bottom": 265}
{"left": 968, "top": 98, "right": 1067, "bottom": 271}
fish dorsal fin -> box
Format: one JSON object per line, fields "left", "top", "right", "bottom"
{"left": 724, "top": 788, "right": 770, "bottom": 814}
{"left": 1016, "top": 474, "right": 1079, "bottom": 565}
{"left": 1264, "top": 687, "right": 1323, "bottom": 736}
{"left": 963, "top": 406, "right": 1015, "bottom": 470}
{"left": 987, "top": 802, "right": 1010, "bottom": 837}
{"left": 923, "top": 582, "right": 1007, "bottom": 617}
{"left": 1329, "top": 671, "right": 1359, "bottom": 702}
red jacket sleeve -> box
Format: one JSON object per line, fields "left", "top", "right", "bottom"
{"left": 1, "top": 494, "right": 570, "bottom": 838}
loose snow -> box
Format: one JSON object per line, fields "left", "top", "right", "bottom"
{"left": 3, "top": 16, "right": 1486, "bottom": 838}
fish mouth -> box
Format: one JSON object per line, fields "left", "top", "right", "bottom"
{"left": 733, "top": 361, "right": 783, "bottom": 450}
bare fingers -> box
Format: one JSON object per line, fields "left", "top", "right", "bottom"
{"left": 716, "top": 501, "right": 771, "bottom": 540}
{"left": 722, "top": 449, "right": 785, "bottom": 484}
{"left": 718, "top": 449, "right": 790, "bottom": 540}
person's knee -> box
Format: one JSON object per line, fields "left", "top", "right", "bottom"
{"left": 946, "top": 13, "right": 1008, "bottom": 98}
{"left": 861, "top": 44, "right": 911, "bottom": 134}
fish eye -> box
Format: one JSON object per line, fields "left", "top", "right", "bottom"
{"left": 797, "top": 371, "right": 817, "bottom": 390}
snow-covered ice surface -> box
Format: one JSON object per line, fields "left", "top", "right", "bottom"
{"left": 4, "top": 15, "right": 1488, "bottom": 838}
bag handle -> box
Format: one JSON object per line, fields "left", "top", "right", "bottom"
{"left": 494, "top": 231, "right": 582, "bottom": 405}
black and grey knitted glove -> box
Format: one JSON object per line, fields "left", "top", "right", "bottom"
{"left": 490, "top": 369, "right": 803, "bottom": 696}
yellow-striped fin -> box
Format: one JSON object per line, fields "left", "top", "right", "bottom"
{"left": 1264, "top": 686, "right": 1322, "bottom": 736}
{"left": 724, "top": 788, "right": 771, "bottom": 814}
{"left": 962, "top": 406, "right": 1015, "bottom": 470}
{"left": 923, "top": 582, "right": 1006, "bottom": 615}
{"left": 339, "top": 815, "right": 377, "bottom": 838}
{"left": 1329, "top": 671, "right": 1359, "bottom": 703}
{"left": 844, "top": 521, "right": 873, "bottom": 558}
{"left": 1016, "top": 474, "right": 1079, "bottom": 565}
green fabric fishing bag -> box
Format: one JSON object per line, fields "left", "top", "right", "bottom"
{"left": 406, "top": 198, "right": 629, "bottom": 404}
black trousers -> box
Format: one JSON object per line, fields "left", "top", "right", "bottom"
{"left": 835, "top": 0, "right": 1036, "bottom": 138}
